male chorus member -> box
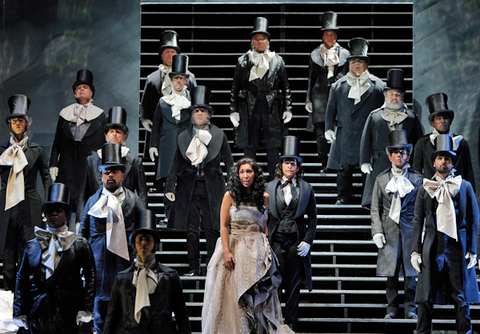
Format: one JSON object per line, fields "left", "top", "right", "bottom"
{"left": 325, "top": 37, "right": 385, "bottom": 205}
{"left": 14, "top": 183, "right": 95, "bottom": 333}
{"left": 411, "top": 134, "right": 480, "bottom": 334}
{"left": 0, "top": 94, "right": 52, "bottom": 291}
{"left": 370, "top": 130, "right": 422, "bottom": 320}
{"left": 79, "top": 143, "right": 145, "bottom": 334}
{"left": 360, "top": 69, "right": 423, "bottom": 208}
{"left": 166, "top": 86, "right": 233, "bottom": 276}
{"left": 230, "top": 17, "right": 292, "bottom": 180}
{"left": 266, "top": 136, "right": 317, "bottom": 331}
{"left": 306, "top": 11, "right": 349, "bottom": 172}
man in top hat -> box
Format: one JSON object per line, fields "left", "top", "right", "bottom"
{"left": 103, "top": 210, "right": 191, "bottom": 334}
{"left": 50, "top": 69, "right": 106, "bottom": 227}
{"left": 13, "top": 183, "right": 95, "bottom": 334}
{"left": 360, "top": 69, "right": 423, "bottom": 209}
{"left": 0, "top": 94, "right": 52, "bottom": 291}
{"left": 370, "top": 130, "right": 423, "bottom": 320}
{"left": 165, "top": 86, "right": 233, "bottom": 276}
{"left": 411, "top": 134, "right": 480, "bottom": 334}
{"left": 413, "top": 93, "right": 475, "bottom": 189}
{"left": 306, "top": 11, "right": 350, "bottom": 172}
{"left": 266, "top": 136, "right": 317, "bottom": 331}
{"left": 79, "top": 143, "right": 145, "bottom": 334}
{"left": 325, "top": 37, "right": 385, "bottom": 205}
{"left": 230, "top": 17, "right": 292, "bottom": 180}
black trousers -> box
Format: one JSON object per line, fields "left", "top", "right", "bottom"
{"left": 94, "top": 298, "right": 109, "bottom": 334}
{"left": 313, "top": 122, "right": 329, "bottom": 167}
{"left": 3, "top": 206, "right": 27, "bottom": 291}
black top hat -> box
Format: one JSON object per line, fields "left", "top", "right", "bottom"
{"left": 188, "top": 86, "right": 214, "bottom": 115}
{"left": 168, "top": 54, "right": 190, "bottom": 79}
{"left": 431, "top": 134, "right": 456, "bottom": 162}
{"left": 250, "top": 17, "right": 270, "bottom": 40}
{"left": 426, "top": 92, "right": 454, "bottom": 123}
{"left": 72, "top": 69, "right": 95, "bottom": 97}
{"left": 385, "top": 130, "right": 413, "bottom": 155}
{"left": 321, "top": 11, "right": 340, "bottom": 33}
{"left": 105, "top": 106, "right": 128, "bottom": 136}
{"left": 42, "top": 183, "right": 71, "bottom": 217}
{"left": 129, "top": 209, "right": 160, "bottom": 247}
{"left": 98, "top": 143, "right": 126, "bottom": 173}
{"left": 158, "top": 30, "right": 181, "bottom": 56}
{"left": 347, "top": 38, "right": 370, "bottom": 63}
{"left": 278, "top": 136, "right": 303, "bottom": 165}
{"left": 5, "top": 94, "right": 31, "bottom": 125}
{"left": 385, "top": 69, "right": 405, "bottom": 92}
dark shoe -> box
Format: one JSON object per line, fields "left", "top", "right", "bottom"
{"left": 335, "top": 199, "right": 348, "bottom": 205}
{"left": 405, "top": 312, "right": 417, "bottom": 319}
{"left": 183, "top": 270, "right": 199, "bottom": 277}
{"left": 384, "top": 312, "right": 397, "bottom": 319}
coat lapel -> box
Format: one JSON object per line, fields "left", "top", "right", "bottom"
{"left": 267, "top": 180, "right": 280, "bottom": 219}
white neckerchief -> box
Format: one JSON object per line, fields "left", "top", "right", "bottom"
{"left": 423, "top": 173, "right": 462, "bottom": 241}
{"left": 247, "top": 49, "right": 275, "bottom": 81}
{"left": 429, "top": 129, "right": 463, "bottom": 151}
{"left": 59, "top": 100, "right": 102, "bottom": 126}
{"left": 97, "top": 146, "right": 130, "bottom": 158}
{"left": 35, "top": 224, "right": 76, "bottom": 279}
{"left": 319, "top": 43, "right": 340, "bottom": 78}
{"left": 132, "top": 255, "right": 158, "bottom": 323}
{"left": 346, "top": 70, "right": 371, "bottom": 105}
{"left": 385, "top": 163, "right": 414, "bottom": 224}
{"left": 0, "top": 135, "right": 29, "bottom": 210}
{"left": 380, "top": 104, "right": 408, "bottom": 130}
{"left": 88, "top": 187, "right": 129, "bottom": 260}
{"left": 161, "top": 87, "right": 191, "bottom": 121}
{"left": 159, "top": 64, "right": 173, "bottom": 96}
{"left": 281, "top": 176, "right": 297, "bottom": 206}
{"left": 186, "top": 126, "right": 212, "bottom": 166}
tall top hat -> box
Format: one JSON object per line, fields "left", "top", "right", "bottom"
{"left": 279, "top": 136, "right": 303, "bottom": 165}
{"left": 250, "top": 17, "right": 270, "bottom": 40}
{"left": 105, "top": 106, "right": 128, "bottom": 136}
{"left": 385, "top": 69, "right": 405, "bottom": 92}
{"left": 426, "top": 92, "right": 454, "bottom": 122}
{"left": 158, "top": 30, "right": 181, "bottom": 56}
{"left": 168, "top": 54, "right": 190, "bottom": 79}
{"left": 98, "top": 143, "right": 125, "bottom": 173}
{"left": 188, "top": 86, "right": 213, "bottom": 115}
{"left": 321, "top": 11, "right": 339, "bottom": 33}
{"left": 72, "top": 69, "right": 95, "bottom": 97}
{"left": 42, "top": 183, "right": 71, "bottom": 217}
{"left": 347, "top": 38, "right": 370, "bottom": 63}
{"left": 5, "top": 94, "right": 31, "bottom": 125}
{"left": 129, "top": 209, "right": 160, "bottom": 246}
{"left": 431, "top": 134, "right": 456, "bottom": 162}
{"left": 385, "top": 129, "right": 412, "bottom": 155}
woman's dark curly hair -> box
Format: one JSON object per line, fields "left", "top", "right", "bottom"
{"left": 227, "top": 157, "right": 266, "bottom": 213}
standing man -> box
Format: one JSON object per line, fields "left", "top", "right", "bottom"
{"left": 230, "top": 17, "right": 292, "bottom": 180}
{"left": 166, "top": 86, "right": 233, "bottom": 276}
{"left": 79, "top": 143, "right": 145, "bottom": 334}
{"left": 370, "top": 130, "right": 423, "bottom": 320}
{"left": 266, "top": 136, "right": 317, "bottom": 331}
{"left": 411, "top": 134, "right": 480, "bottom": 334}
{"left": 360, "top": 69, "right": 423, "bottom": 209}
{"left": 0, "top": 94, "right": 52, "bottom": 291}
{"left": 306, "top": 11, "right": 350, "bottom": 172}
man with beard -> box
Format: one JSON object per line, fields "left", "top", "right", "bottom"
{"left": 360, "top": 69, "right": 423, "bottom": 209}
{"left": 79, "top": 143, "right": 145, "bottom": 334}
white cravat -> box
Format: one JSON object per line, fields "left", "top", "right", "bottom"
{"left": 161, "top": 87, "right": 191, "bottom": 121}
{"left": 132, "top": 256, "right": 158, "bottom": 323}
{"left": 159, "top": 64, "right": 173, "bottom": 96}
{"left": 186, "top": 128, "right": 212, "bottom": 166}
{"left": 247, "top": 49, "right": 275, "bottom": 81}
{"left": 380, "top": 104, "right": 408, "bottom": 130}
{"left": 346, "top": 70, "right": 371, "bottom": 105}
{"left": 281, "top": 176, "right": 297, "bottom": 206}
{"left": 319, "top": 43, "right": 340, "bottom": 79}
{"left": 88, "top": 187, "right": 129, "bottom": 260}
{"left": 385, "top": 163, "right": 414, "bottom": 224}
{"left": 429, "top": 129, "right": 463, "bottom": 150}
{"left": 59, "top": 101, "right": 102, "bottom": 126}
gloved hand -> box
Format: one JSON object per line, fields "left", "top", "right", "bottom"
{"left": 49, "top": 166, "right": 58, "bottom": 181}
{"left": 230, "top": 112, "right": 240, "bottom": 128}
{"left": 13, "top": 315, "right": 28, "bottom": 329}
{"left": 305, "top": 102, "right": 313, "bottom": 113}
{"left": 411, "top": 251, "right": 422, "bottom": 272}
{"left": 297, "top": 241, "right": 311, "bottom": 257}
{"left": 465, "top": 252, "right": 477, "bottom": 269}
{"left": 282, "top": 111, "right": 293, "bottom": 124}
{"left": 373, "top": 233, "right": 386, "bottom": 249}
{"left": 165, "top": 192, "right": 176, "bottom": 202}
{"left": 361, "top": 163, "right": 373, "bottom": 174}
{"left": 76, "top": 310, "right": 93, "bottom": 325}
{"left": 325, "top": 129, "right": 336, "bottom": 143}
{"left": 142, "top": 119, "right": 153, "bottom": 132}
{"left": 149, "top": 147, "right": 158, "bottom": 162}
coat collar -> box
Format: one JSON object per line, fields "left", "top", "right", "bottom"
{"left": 267, "top": 178, "right": 311, "bottom": 219}
{"left": 177, "top": 124, "right": 223, "bottom": 166}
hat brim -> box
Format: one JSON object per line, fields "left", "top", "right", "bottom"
{"left": 159, "top": 45, "right": 181, "bottom": 55}
{"left": 188, "top": 104, "right": 214, "bottom": 115}
{"left": 105, "top": 124, "right": 129, "bottom": 137}
{"left": 348, "top": 55, "right": 370, "bottom": 63}
{"left": 385, "top": 144, "right": 412, "bottom": 156}
{"left": 98, "top": 164, "right": 126, "bottom": 173}
{"left": 428, "top": 110, "right": 455, "bottom": 122}
{"left": 168, "top": 72, "right": 190, "bottom": 79}
{"left": 250, "top": 31, "right": 271, "bottom": 40}
{"left": 72, "top": 82, "right": 95, "bottom": 97}
{"left": 5, "top": 113, "right": 31, "bottom": 125}
{"left": 129, "top": 228, "right": 161, "bottom": 247}
{"left": 42, "top": 201, "right": 71, "bottom": 217}
{"left": 278, "top": 155, "right": 303, "bottom": 165}
{"left": 431, "top": 150, "right": 457, "bottom": 163}
{"left": 385, "top": 86, "right": 405, "bottom": 92}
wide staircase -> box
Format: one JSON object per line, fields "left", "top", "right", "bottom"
{"left": 139, "top": 3, "right": 480, "bottom": 333}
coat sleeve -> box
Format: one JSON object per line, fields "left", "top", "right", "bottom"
{"left": 359, "top": 113, "right": 373, "bottom": 166}
{"left": 412, "top": 139, "right": 424, "bottom": 175}
{"left": 78, "top": 197, "right": 93, "bottom": 239}
{"left": 465, "top": 181, "right": 479, "bottom": 255}
{"left": 170, "top": 272, "right": 192, "bottom": 334}
{"left": 278, "top": 57, "right": 292, "bottom": 114}
{"left": 165, "top": 146, "right": 183, "bottom": 194}
{"left": 303, "top": 187, "right": 317, "bottom": 245}
{"left": 305, "top": 57, "right": 316, "bottom": 105}
{"left": 461, "top": 140, "right": 475, "bottom": 192}
{"left": 79, "top": 238, "right": 96, "bottom": 313}
{"left": 370, "top": 178, "right": 384, "bottom": 237}
{"left": 229, "top": 58, "right": 243, "bottom": 114}
{"left": 140, "top": 76, "right": 156, "bottom": 121}
{"left": 38, "top": 146, "right": 53, "bottom": 199}
{"left": 187, "top": 73, "right": 197, "bottom": 90}
{"left": 135, "top": 157, "right": 148, "bottom": 206}
{"left": 49, "top": 117, "right": 63, "bottom": 167}
{"left": 13, "top": 249, "right": 32, "bottom": 318}
{"left": 150, "top": 102, "right": 163, "bottom": 149}
{"left": 103, "top": 276, "right": 122, "bottom": 334}
{"left": 220, "top": 133, "right": 234, "bottom": 174}
{"left": 411, "top": 186, "right": 426, "bottom": 254}
{"left": 325, "top": 84, "right": 338, "bottom": 132}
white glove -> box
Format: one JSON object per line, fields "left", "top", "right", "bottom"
{"left": 325, "top": 129, "right": 336, "bottom": 143}
{"left": 165, "top": 192, "right": 176, "bottom": 202}
{"left": 49, "top": 166, "right": 58, "bottom": 181}
{"left": 305, "top": 102, "right": 313, "bottom": 113}
{"left": 465, "top": 252, "right": 477, "bottom": 269}
{"left": 297, "top": 241, "right": 311, "bottom": 257}
{"left": 411, "top": 251, "right": 422, "bottom": 272}
{"left": 373, "top": 233, "right": 386, "bottom": 249}
{"left": 230, "top": 112, "right": 240, "bottom": 128}
{"left": 149, "top": 147, "right": 158, "bottom": 162}
{"left": 76, "top": 310, "right": 93, "bottom": 325}
{"left": 282, "top": 111, "right": 292, "bottom": 124}
{"left": 142, "top": 119, "right": 153, "bottom": 132}
{"left": 13, "top": 315, "right": 28, "bottom": 329}
{"left": 361, "top": 163, "right": 373, "bottom": 174}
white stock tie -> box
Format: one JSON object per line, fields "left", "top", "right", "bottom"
{"left": 0, "top": 137, "right": 28, "bottom": 210}
{"left": 162, "top": 88, "right": 191, "bottom": 121}
{"left": 248, "top": 50, "right": 275, "bottom": 81}
{"left": 159, "top": 64, "right": 173, "bottom": 96}
{"left": 186, "top": 129, "right": 212, "bottom": 166}
{"left": 133, "top": 264, "right": 158, "bottom": 323}
{"left": 346, "top": 71, "right": 371, "bottom": 105}
{"left": 385, "top": 170, "right": 414, "bottom": 224}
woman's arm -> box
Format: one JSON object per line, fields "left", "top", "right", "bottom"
{"left": 220, "top": 192, "right": 235, "bottom": 270}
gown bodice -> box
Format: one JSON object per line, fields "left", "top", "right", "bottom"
{"left": 230, "top": 205, "right": 268, "bottom": 230}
